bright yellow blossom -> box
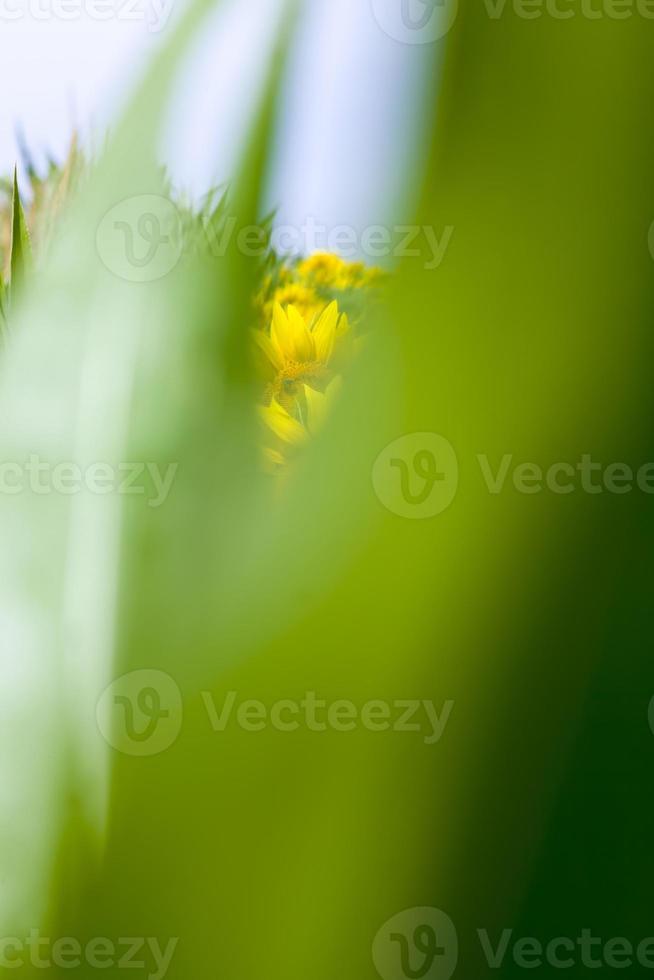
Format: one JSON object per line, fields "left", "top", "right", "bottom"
{"left": 252, "top": 252, "right": 383, "bottom": 472}
{"left": 253, "top": 252, "right": 385, "bottom": 335}
{"left": 253, "top": 300, "right": 351, "bottom": 411}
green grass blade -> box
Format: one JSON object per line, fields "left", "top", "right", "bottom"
{"left": 10, "top": 166, "right": 32, "bottom": 297}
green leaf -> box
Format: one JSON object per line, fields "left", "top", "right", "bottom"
{"left": 9, "top": 166, "right": 32, "bottom": 297}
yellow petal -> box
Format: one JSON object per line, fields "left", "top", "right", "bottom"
{"left": 304, "top": 386, "right": 328, "bottom": 436}
{"left": 259, "top": 399, "right": 308, "bottom": 446}
{"left": 286, "top": 304, "right": 315, "bottom": 361}
{"left": 251, "top": 329, "right": 283, "bottom": 373}
{"left": 304, "top": 377, "right": 342, "bottom": 436}
{"left": 311, "top": 301, "right": 339, "bottom": 363}
{"left": 270, "top": 303, "right": 294, "bottom": 362}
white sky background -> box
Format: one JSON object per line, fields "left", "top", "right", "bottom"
{"left": 0, "top": 0, "right": 435, "bottom": 247}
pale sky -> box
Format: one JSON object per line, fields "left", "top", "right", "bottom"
{"left": 0, "top": 0, "right": 435, "bottom": 236}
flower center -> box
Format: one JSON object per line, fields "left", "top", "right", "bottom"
{"left": 269, "top": 360, "right": 328, "bottom": 410}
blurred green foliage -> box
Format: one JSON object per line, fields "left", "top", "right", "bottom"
{"left": 1, "top": 1, "right": 653, "bottom": 978}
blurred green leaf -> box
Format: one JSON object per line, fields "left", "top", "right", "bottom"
{"left": 3, "top": 3, "right": 654, "bottom": 979}
{"left": 0, "top": 270, "right": 6, "bottom": 336}
{"left": 10, "top": 166, "right": 33, "bottom": 297}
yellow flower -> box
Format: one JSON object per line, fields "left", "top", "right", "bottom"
{"left": 253, "top": 300, "right": 351, "bottom": 410}
{"left": 260, "top": 396, "right": 309, "bottom": 448}
{"left": 302, "top": 379, "right": 343, "bottom": 435}
{"left": 259, "top": 379, "right": 342, "bottom": 465}
{"left": 258, "top": 283, "right": 323, "bottom": 327}
{"left": 297, "top": 252, "right": 385, "bottom": 292}
{"left": 252, "top": 252, "right": 382, "bottom": 473}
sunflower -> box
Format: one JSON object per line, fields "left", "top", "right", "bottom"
{"left": 251, "top": 253, "right": 382, "bottom": 471}
{"left": 253, "top": 300, "right": 351, "bottom": 411}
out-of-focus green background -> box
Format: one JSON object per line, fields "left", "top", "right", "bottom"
{"left": 1, "top": 1, "right": 653, "bottom": 978}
